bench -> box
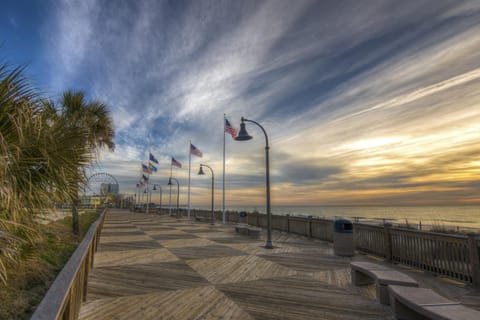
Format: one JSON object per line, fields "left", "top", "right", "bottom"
{"left": 350, "top": 261, "right": 418, "bottom": 305}
{"left": 195, "top": 216, "right": 210, "bottom": 223}
{"left": 234, "top": 224, "right": 261, "bottom": 239}
{"left": 388, "top": 285, "right": 480, "bottom": 320}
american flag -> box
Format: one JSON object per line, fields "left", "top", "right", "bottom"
{"left": 224, "top": 118, "right": 237, "bottom": 138}
{"left": 171, "top": 157, "right": 182, "bottom": 168}
{"left": 190, "top": 143, "right": 203, "bottom": 157}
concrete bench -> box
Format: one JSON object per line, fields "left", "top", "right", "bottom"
{"left": 234, "top": 224, "right": 261, "bottom": 239}
{"left": 351, "top": 261, "right": 418, "bottom": 305}
{"left": 388, "top": 285, "right": 480, "bottom": 320}
{"left": 195, "top": 216, "right": 210, "bottom": 223}
{"left": 247, "top": 227, "right": 261, "bottom": 239}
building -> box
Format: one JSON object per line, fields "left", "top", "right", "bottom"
{"left": 100, "top": 183, "right": 119, "bottom": 195}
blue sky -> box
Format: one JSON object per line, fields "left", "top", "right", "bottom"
{"left": 2, "top": 0, "right": 480, "bottom": 207}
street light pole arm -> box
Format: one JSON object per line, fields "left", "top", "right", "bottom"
{"left": 200, "top": 164, "right": 214, "bottom": 179}
{"left": 242, "top": 117, "right": 269, "bottom": 148}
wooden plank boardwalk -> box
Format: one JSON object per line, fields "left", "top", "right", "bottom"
{"left": 79, "top": 209, "right": 479, "bottom": 319}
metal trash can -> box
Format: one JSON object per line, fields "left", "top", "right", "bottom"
{"left": 333, "top": 219, "right": 354, "bottom": 256}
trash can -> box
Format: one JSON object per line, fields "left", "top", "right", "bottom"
{"left": 333, "top": 219, "right": 354, "bottom": 256}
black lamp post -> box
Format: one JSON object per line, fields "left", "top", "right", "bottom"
{"left": 168, "top": 178, "right": 180, "bottom": 218}
{"left": 198, "top": 164, "right": 215, "bottom": 225}
{"left": 235, "top": 116, "right": 273, "bottom": 249}
{"left": 153, "top": 184, "right": 162, "bottom": 213}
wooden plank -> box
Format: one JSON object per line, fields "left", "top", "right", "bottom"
{"left": 78, "top": 209, "right": 480, "bottom": 320}
{"left": 216, "top": 275, "right": 390, "bottom": 320}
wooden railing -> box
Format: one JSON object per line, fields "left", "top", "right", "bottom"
{"left": 355, "top": 223, "right": 388, "bottom": 257}
{"left": 32, "top": 209, "right": 107, "bottom": 320}
{"left": 189, "top": 209, "right": 480, "bottom": 287}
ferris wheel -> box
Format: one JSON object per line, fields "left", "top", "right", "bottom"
{"left": 84, "top": 172, "right": 119, "bottom": 196}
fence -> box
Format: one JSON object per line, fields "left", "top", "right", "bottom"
{"left": 32, "top": 209, "right": 107, "bottom": 320}
{"left": 189, "top": 209, "right": 480, "bottom": 287}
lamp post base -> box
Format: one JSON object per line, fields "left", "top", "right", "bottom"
{"left": 264, "top": 240, "right": 273, "bottom": 249}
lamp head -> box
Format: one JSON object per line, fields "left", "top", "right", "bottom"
{"left": 144, "top": 189, "right": 147, "bottom": 193}
{"left": 153, "top": 185, "right": 157, "bottom": 191}
{"left": 234, "top": 119, "right": 252, "bottom": 141}
{"left": 168, "top": 178, "right": 172, "bottom": 185}
{"left": 198, "top": 165, "right": 205, "bottom": 175}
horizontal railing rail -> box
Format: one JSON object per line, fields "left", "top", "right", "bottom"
{"left": 32, "top": 209, "right": 107, "bottom": 320}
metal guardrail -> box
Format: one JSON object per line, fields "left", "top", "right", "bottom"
{"left": 32, "top": 209, "right": 107, "bottom": 320}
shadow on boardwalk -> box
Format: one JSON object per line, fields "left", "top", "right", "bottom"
{"left": 79, "top": 209, "right": 479, "bottom": 319}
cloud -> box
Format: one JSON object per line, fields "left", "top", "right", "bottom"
{"left": 39, "top": 0, "right": 480, "bottom": 206}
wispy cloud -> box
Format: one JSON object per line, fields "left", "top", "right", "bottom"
{"left": 39, "top": 0, "right": 480, "bottom": 206}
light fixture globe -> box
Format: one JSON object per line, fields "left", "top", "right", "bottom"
{"left": 235, "top": 121, "right": 253, "bottom": 141}
{"left": 198, "top": 166, "right": 205, "bottom": 175}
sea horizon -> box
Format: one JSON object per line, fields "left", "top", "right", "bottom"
{"left": 189, "top": 204, "right": 480, "bottom": 230}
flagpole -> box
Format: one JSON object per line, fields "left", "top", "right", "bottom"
{"left": 169, "top": 162, "right": 172, "bottom": 216}
{"left": 146, "top": 150, "right": 150, "bottom": 214}
{"left": 222, "top": 114, "right": 226, "bottom": 224}
{"left": 136, "top": 167, "right": 140, "bottom": 208}
{"left": 187, "top": 140, "right": 192, "bottom": 220}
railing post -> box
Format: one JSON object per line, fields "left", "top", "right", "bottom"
{"left": 286, "top": 214, "right": 290, "bottom": 233}
{"left": 467, "top": 233, "right": 480, "bottom": 287}
{"left": 307, "top": 216, "right": 312, "bottom": 237}
{"left": 384, "top": 225, "right": 393, "bottom": 261}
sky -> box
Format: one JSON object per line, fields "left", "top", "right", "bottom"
{"left": 1, "top": 0, "right": 480, "bottom": 209}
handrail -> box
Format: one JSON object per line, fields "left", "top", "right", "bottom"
{"left": 32, "top": 209, "right": 107, "bottom": 320}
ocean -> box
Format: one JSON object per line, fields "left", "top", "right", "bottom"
{"left": 216, "top": 205, "right": 480, "bottom": 231}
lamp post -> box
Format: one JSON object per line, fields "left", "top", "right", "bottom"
{"left": 198, "top": 164, "right": 215, "bottom": 225}
{"left": 143, "top": 188, "right": 151, "bottom": 213}
{"left": 153, "top": 184, "right": 162, "bottom": 214}
{"left": 168, "top": 178, "right": 180, "bottom": 218}
{"left": 235, "top": 116, "right": 273, "bottom": 249}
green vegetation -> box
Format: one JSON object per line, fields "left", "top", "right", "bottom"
{"left": 429, "top": 221, "right": 466, "bottom": 235}
{"left": 0, "top": 210, "right": 99, "bottom": 319}
{"left": 0, "top": 61, "right": 114, "bottom": 285}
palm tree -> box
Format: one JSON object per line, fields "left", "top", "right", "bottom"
{"left": 0, "top": 64, "right": 39, "bottom": 284}
{"left": 56, "top": 91, "right": 115, "bottom": 233}
{"left": 0, "top": 61, "right": 115, "bottom": 283}
{"left": 0, "top": 64, "right": 84, "bottom": 283}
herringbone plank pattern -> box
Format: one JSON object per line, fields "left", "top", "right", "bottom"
{"left": 79, "top": 210, "right": 391, "bottom": 319}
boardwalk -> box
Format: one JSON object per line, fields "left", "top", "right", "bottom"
{"left": 79, "top": 209, "right": 477, "bottom": 319}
